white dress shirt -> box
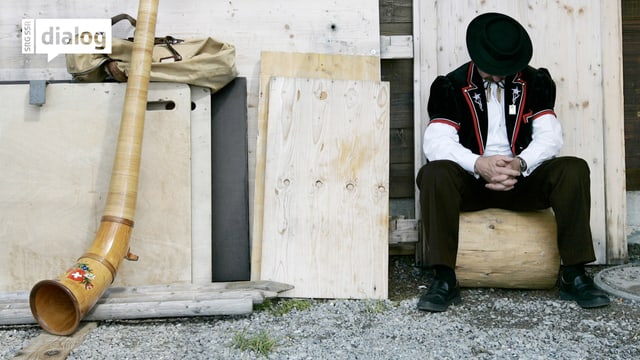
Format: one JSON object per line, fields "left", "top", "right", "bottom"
{"left": 423, "top": 82, "right": 563, "bottom": 176}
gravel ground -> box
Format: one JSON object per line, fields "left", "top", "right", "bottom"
{"left": 2, "top": 244, "right": 639, "bottom": 359}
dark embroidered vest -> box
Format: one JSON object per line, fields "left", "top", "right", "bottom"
{"left": 427, "top": 62, "right": 556, "bottom": 156}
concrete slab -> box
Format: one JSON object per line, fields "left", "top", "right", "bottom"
{"left": 594, "top": 264, "right": 640, "bottom": 302}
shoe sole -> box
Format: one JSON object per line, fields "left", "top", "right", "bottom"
{"left": 559, "top": 291, "right": 611, "bottom": 308}
{"left": 417, "top": 295, "right": 462, "bottom": 312}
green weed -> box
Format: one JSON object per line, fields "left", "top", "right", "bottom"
{"left": 231, "top": 330, "right": 277, "bottom": 357}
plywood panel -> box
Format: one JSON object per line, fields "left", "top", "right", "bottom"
{"left": 260, "top": 77, "right": 389, "bottom": 299}
{"left": 413, "top": 0, "right": 626, "bottom": 263}
{"left": 0, "top": 83, "right": 192, "bottom": 291}
{"left": 251, "top": 52, "right": 381, "bottom": 280}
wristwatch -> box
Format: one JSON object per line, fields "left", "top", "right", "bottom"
{"left": 517, "top": 156, "right": 527, "bottom": 172}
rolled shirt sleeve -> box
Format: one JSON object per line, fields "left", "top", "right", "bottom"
{"left": 423, "top": 122, "right": 480, "bottom": 174}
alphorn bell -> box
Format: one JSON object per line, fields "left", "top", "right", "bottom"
{"left": 29, "top": 0, "right": 160, "bottom": 335}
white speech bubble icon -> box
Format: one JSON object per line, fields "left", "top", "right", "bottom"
{"left": 33, "top": 19, "right": 111, "bottom": 62}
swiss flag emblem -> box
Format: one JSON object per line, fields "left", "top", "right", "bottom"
{"left": 67, "top": 269, "right": 85, "bottom": 282}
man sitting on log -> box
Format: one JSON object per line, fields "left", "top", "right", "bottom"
{"left": 416, "top": 12, "right": 610, "bottom": 312}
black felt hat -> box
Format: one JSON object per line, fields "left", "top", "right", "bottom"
{"left": 466, "top": 13, "right": 533, "bottom": 76}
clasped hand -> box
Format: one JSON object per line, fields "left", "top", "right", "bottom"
{"left": 474, "top": 155, "right": 521, "bottom": 191}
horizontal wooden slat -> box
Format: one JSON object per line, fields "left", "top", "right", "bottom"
{"left": 379, "top": 0, "right": 413, "bottom": 24}
{"left": 389, "top": 218, "right": 419, "bottom": 244}
{"left": 380, "top": 35, "right": 413, "bottom": 59}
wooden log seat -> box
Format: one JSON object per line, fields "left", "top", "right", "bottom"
{"left": 455, "top": 208, "right": 561, "bottom": 289}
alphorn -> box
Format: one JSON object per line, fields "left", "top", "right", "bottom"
{"left": 29, "top": 0, "right": 160, "bottom": 335}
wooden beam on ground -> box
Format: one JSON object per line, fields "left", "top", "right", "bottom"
{"left": 13, "top": 322, "right": 97, "bottom": 360}
{"left": 0, "top": 281, "right": 292, "bottom": 326}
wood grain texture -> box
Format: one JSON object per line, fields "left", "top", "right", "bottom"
{"left": 456, "top": 209, "right": 560, "bottom": 289}
{"left": 251, "top": 52, "right": 381, "bottom": 280}
{"left": 13, "top": 322, "right": 97, "bottom": 360}
{"left": 260, "top": 77, "right": 389, "bottom": 299}
{"left": 601, "top": 0, "right": 627, "bottom": 263}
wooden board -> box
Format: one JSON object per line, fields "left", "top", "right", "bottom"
{"left": 412, "top": 0, "right": 626, "bottom": 263}
{"left": 13, "top": 322, "right": 97, "bottom": 359}
{"left": 252, "top": 51, "right": 381, "bottom": 280}
{"left": 0, "top": 83, "right": 194, "bottom": 291}
{"left": 189, "top": 85, "right": 213, "bottom": 285}
{"left": 260, "top": 77, "right": 389, "bottom": 299}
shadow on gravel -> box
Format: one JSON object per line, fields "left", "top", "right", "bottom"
{"left": 389, "top": 243, "right": 640, "bottom": 302}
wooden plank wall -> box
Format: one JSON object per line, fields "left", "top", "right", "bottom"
{"left": 413, "top": 0, "right": 627, "bottom": 263}
{"left": 623, "top": 0, "right": 640, "bottom": 190}
{"left": 380, "top": 0, "right": 415, "bottom": 219}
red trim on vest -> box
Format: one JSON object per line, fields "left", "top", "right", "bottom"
{"left": 430, "top": 118, "right": 461, "bottom": 131}
{"left": 462, "top": 64, "right": 484, "bottom": 155}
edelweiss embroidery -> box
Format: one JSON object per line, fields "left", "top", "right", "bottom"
{"left": 472, "top": 93, "right": 483, "bottom": 112}
{"left": 511, "top": 87, "right": 521, "bottom": 105}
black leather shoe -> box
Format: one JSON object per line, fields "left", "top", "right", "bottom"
{"left": 417, "top": 279, "right": 461, "bottom": 312}
{"left": 559, "top": 274, "right": 610, "bottom": 308}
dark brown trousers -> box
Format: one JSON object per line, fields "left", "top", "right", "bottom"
{"left": 416, "top": 156, "right": 596, "bottom": 269}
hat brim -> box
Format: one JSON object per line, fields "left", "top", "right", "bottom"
{"left": 466, "top": 13, "right": 533, "bottom": 76}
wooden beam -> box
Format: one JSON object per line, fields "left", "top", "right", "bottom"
{"left": 0, "top": 281, "right": 292, "bottom": 326}
{"left": 601, "top": 0, "right": 628, "bottom": 264}
{"left": 13, "top": 322, "right": 97, "bottom": 360}
{"left": 389, "top": 217, "right": 419, "bottom": 244}
{"left": 380, "top": 35, "right": 413, "bottom": 59}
